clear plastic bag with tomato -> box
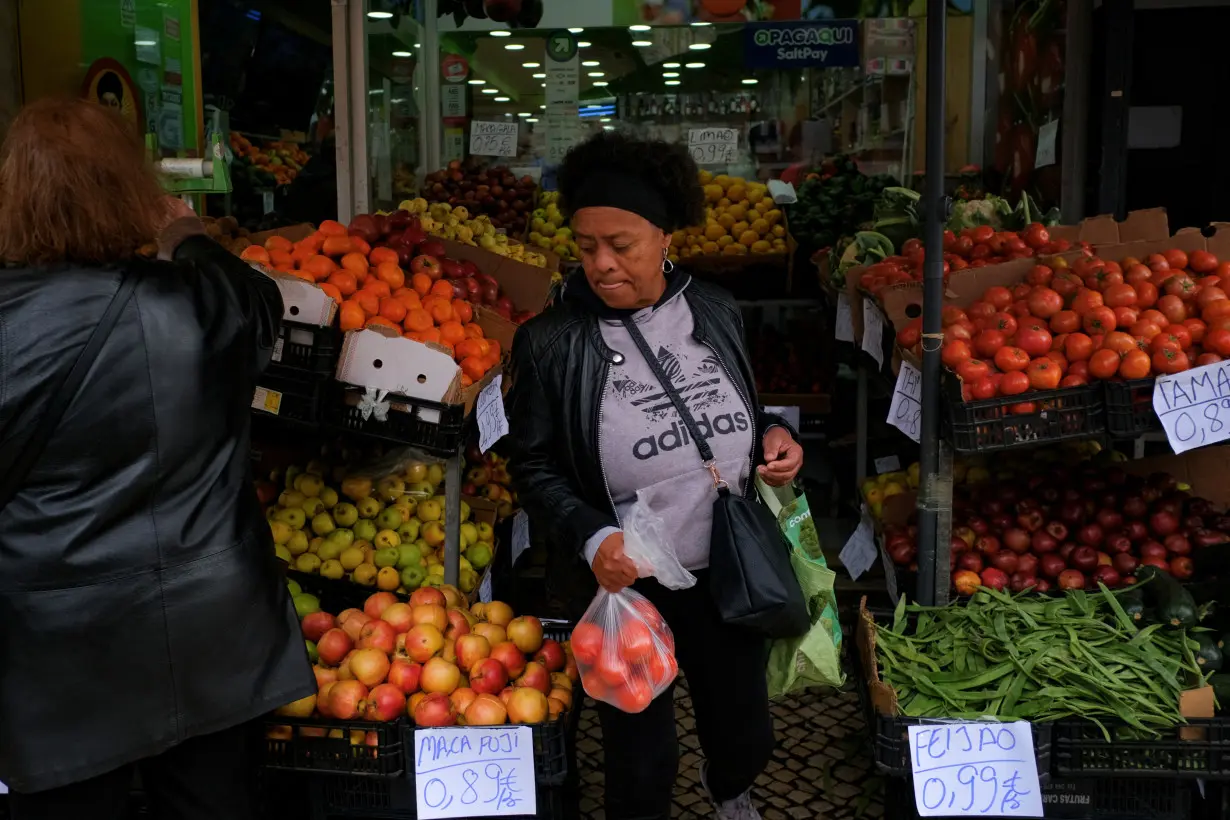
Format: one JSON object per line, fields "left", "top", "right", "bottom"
{"left": 570, "top": 588, "right": 678, "bottom": 714}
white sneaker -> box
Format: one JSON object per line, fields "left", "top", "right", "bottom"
{"left": 698, "top": 762, "right": 762, "bottom": 820}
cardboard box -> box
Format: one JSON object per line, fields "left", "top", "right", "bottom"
{"left": 266, "top": 271, "right": 338, "bottom": 326}
{"left": 1047, "top": 207, "right": 1170, "bottom": 246}
{"left": 433, "top": 237, "right": 557, "bottom": 315}
{"left": 1120, "top": 444, "right": 1230, "bottom": 507}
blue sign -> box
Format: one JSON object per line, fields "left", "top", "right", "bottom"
{"left": 743, "top": 21, "right": 860, "bottom": 69}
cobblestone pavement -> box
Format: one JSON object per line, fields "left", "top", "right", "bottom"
{"left": 573, "top": 676, "right": 885, "bottom": 820}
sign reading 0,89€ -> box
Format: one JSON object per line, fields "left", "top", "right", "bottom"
{"left": 743, "top": 21, "right": 860, "bottom": 69}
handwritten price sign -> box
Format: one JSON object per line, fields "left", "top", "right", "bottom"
{"left": 908, "top": 722, "right": 1043, "bottom": 818}
{"left": 415, "top": 726, "right": 536, "bottom": 819}
{"left": 470, "top": 121, "right": 518, "bottom": 158}
{"left": 887, "top": 362, "right": 922, "bottom": 442}
{"left": 687, "top": 128, "right": 738, "bottom": 165}
{"left": 476, "top": 374, "right": 508, "bottom": 454}
{"left": 1153, "top": 360, "right": 1230, "bottom": 453}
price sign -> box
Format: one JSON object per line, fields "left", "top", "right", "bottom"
{"left": 414, "top": 726, "right": 536, "bottom": 819}
{"left": 476, "top": 375, "right": 508, "bottom": 453}
{"left": 862, "top": 301, "right": 886, "bottom": 367}
{"left": 470, "top": 122, "right": 518, "bottom": 158}
{"left": 511, "top": 511, "right": 531, "bottom": 566}
{"left": 838, "top": 510, "right": 877, "bottom": 580}
{"left": 887, "top": 362, "right": 923, "bottom": 442}
{"left": 1036, "top": 119, "right": 1059, "bottom": 168}
{"left": 874, "top": 455, "right": 901, "bottom": 474}
{"left": 835, "top": 293, "right": 855, "bottom": 343}
{"left": 0, "top": 780, "right": 7, "bottom": 795}
{"left": 1152, "top": 360, "right": 1230, "bottom": 454}
{"left": 478, "top": 571, "right": 493, "bottom": 604}
{"left": 908, "top": 722, "right": 1043, "bottom": 817}
{"left": 687, "top": 128, "right": 739, "bottom": 165}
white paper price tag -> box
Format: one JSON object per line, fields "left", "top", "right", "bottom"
{"left": 838, "top": 511, "right": 877, "bottom": 580}
{"left": 510, "top": 511, "right": 531, "bottom": 567}
{"left": 887, "top": 362, "right": 923, "bottom": 442}
{"left": 478, "top": 571, "right": 493, "bottom": 604}
{"left": 476, "top": 375, "right": 508, "bottom": 454}
{"left": 862, "top": 301, "right": 885, "bottom": 367}
{"left": 687, "top": 128, "right": 738, "bottom": 165}
{"left": 414, "top": 726, "right": 537, "bottom": 818}
{"left": 908, "top": 722, "right": 1044, "bottom": 817}
{"left": 874, "top": 455, "right": 901, "bottom": 474}
{"left": 1036, "top": 119, "right": 1058, "bottom": 168}
{"left": 0, "top": 780, "right": 7, "bottom": 795}
{"left": 1152, "top": 360, "right": 1230, "bottom": 453}
{"left": 470, "top": 122, "right": 518, "bottom": 158}
{"left": 835, "top": 293, "right": 855, "bottom": 343}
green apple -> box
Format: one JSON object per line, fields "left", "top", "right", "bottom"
{"left": 374, "top": 529, "right": 402, "bottom": 550}
{"left": 460, "top": 522, "right": 478, "bottom": 548}
{"left": 356, "top": 497, "right": 383, "bottom": 519}
{"left": 317, "top": 540, "right": 344, "bottom": 562}
{"left": 292, "top": 593, "right": 320, "bottom": 619}
{"left": 279, "top": 489, "right": 306, "bottom": 509}
{"left": 465, "top": 542, "right": 493, "bottom": 570}
{"left": 326, "top": 528, "right": 355, "bottom": 550}
{"left": 311, "top": 513, "right": 336, "bottom": 536}
{"left": 400, "top": 565, "right": 426, "bottom": 589}
{"left": 333, "top": 502, "right": 359, "bottom": 527}
{"left": 297, "top": 473, "right": 324, "bottom": 498}
{"left": 300, "top": 497, "right": 326, "bottom": 518}
{"left": 274, "top": 544, "right": 292, "bottom": 563}
{"left": 287, "top": 530, "right": 310, "bottom": 556}
{"left": 320, "top": 559, "right": 345, "bottom": 580}
{"left": 353, "top": 519, "right": 378, "bottom": 542}
{"left": 305, "top": 639, "right": 319, "bottom": 664}
{"left": 475, "top": 522, "right": 494, "bottom": 542}
{"left": 274, "top": 507, "right": 306, "bottom": 530}
{"left": 374, "top": 547, "right": 401, "bottom": 568}
{"left": 295, "top": 553, "right": 322, "bottom": 573}
{"left": 397, "top": 519, "right": 421, "bottom": 544}
{"left": 376, "top": 508, "right": 404, "bottom": 531}
{"left": 459, "top": 500, "right": 471, "bottom": 523}
{"left": 319, "top": 487, "right": 339, "bottom": 509}
{"left": 376, "top": 477, "right": 406, "bottom": 503}
{"left": 408, "top": 481, "right": 434, "bottom": 499}
{"left": 397, "top": 543, "right": 423, "bottom": 570}
{"left": 286, "top": 579, "right": 302, "bottom": 596}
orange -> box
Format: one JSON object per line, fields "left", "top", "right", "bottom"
{"left": 460, "top": 374, "right": 474, "bottom": 388}
{"left": 269, "top": 249, "right": 294, "bottom": 269}
{"left": 418, "top": 327, "right": 442, "bottom": 344}
{"left": 341, "top": 252, "right": 368, "bottom": 276}
{"left": 430, "top": 280, "right": 455, "bottom": 300}
{"left": 322, "top": 235, "right": 354, "bottom": 257}
{"left": 451, "top": 300, "right": 474, "bottom": 324}
{"left": 411, "top": 272, "right": 433, "bottom": 297}
{"left": 365, "top": 316, "right": 398, "bottom": 330}
{"left": 461, "top": 356, "right": 489, "bottom": 382}
{"left": 404, "top": 308, "right": 434, "bottom": 332}
{"left": 294, "top": 235, "right": 323, "bottom": 255}
{"left": 463, "top": 323, "right": 485, "bottom": 340}
{"left": 340, "top": 301, "right": 366, "bottom": 331}
{"left": 455, "top": 338, "right": 489, "bottom": 360}
{"left": 429, "top": 300, "right": 455, "bottom": 325}
{"left": 240, "top": 245, "right": 271, "bottom": 264}
{"left": 319, "top": 283, "right": 344, "bottom": 305}
{"left": 289, "top": 268, "right": 315, "bottom": 283}
{"left": 369, "top": 247, "right": 399, "bottom": 267}
{"left": 354, "top": 291, "right": 380, "bottom": 317}
{"left": 376, "top": 262, "right": 406, "bottom": 290}
{"left": 379, "top": 297, "right": 408, "bottom": 324}
{"left": 303, "top": 255, "right": 337, "bottom": 281}
{"left": 264, "top": 235, "right": 293, "bottom": 253}
{"left": 485, "top": 339, "right": 502, "bottom": 360}
{"left": 319, "top": 219, "right": 347, "bottom": 237}
{"left": 393, "top": 290, "right": 422, "bottom": 311}
{"left": 438, "top": 321, "right": 466, "bottom": 346}
{"left": 327, "top": 270, "right": 358, "bottom": 296}
{"left": 350, "top": 236, "right": 371, "bottom": 256}
{"left": 363, "top": 280, "right": 392, "bottom": 299}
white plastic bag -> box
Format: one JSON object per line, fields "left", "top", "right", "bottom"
{"left": 621, "top": 499, "right": 696, "bottom": 591}
{"left": 571, "top": 587, "right": 678, "bottom": 713}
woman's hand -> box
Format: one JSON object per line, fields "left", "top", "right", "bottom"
{"left": 592, "top": 532, "right": 639, "bottom": 593}
{"left": 758, "top": 426, "right": 803, "bottom": 487}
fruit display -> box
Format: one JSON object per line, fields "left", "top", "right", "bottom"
{"left": 788, "top": 156, "right": 896, "bottom": 263}
{"left": 200, "top": 215, "right": 252, "bottom": 254}
{"left": 901, "top": 246, "right": 1230, "bottom": 403}
{"left": 462, "top": 444, "right": 519, "bottom": 522}
{"left": 273, "top": 586, "right": 579, "bottom": 733}
{"left": 870, "top": 587, "right": 1206, "bottom": 726}
{"left": 669, "top": 171, "right": 787, "bottom": 261}
{"left": 884, "top": 461, "right": 1230, "bottom": 594}
{"left": 398, "top": 197, "right": 550, "bottom": 270}
{"left": 262, "top": 456, "right": 494, "bottom": 597}
{"left": 528, "top": 191, "right": 579, "bottom": 262}
{"left": 229, "top": 133, "right": 309, "bottom": 187}
{"left": 420, "top": 159, "right": 537, "bottom": 237}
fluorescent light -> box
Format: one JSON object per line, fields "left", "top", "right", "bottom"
{"left": 742, "top": 78, "right": 758, "bottom": 85}
{"left": 664, "top": 62, "right": 681, "bottom": 68}
{"left": 494, "top": 96, "right": 510, "bottom": 101}
{"left": 685, "top": 62, "right": 705, "bottom": 68}
{"left": 367, "top": 10, "right": 393, "bottom": 18}
{"left": 505, "top": 113, "right": 512, "bottom": 117}
{"left": 582, "top": 60, "right": 600, "bottom": 67}
{"left": 588, "top": 71, "right": 604, "bottom": 77}
{"left": 568, "top": 27, "right": 584, "bottom": 33}
{"left": 586, "top": 104, "right": 602, "bottom": 109}
{"left": 522, "top": 62, "right": 540, "bottom": 68}
{"left": 532, "top": 73, "right": 546, "bottom": 78}
{"left": 481, "top": 88, "right": 499, "bottom": 94}
{"left": 631, "top": 40, "right": 652, "bottom": 47}
{"left": 688, "top": 43, "right": 711, "bottom": 50}
{"left": 527, "top": 117, "right": 538, "bottom": 122}
{"left": 603, "top": 125, "right": 614, "bottom": 131}
{"left": 518, "top": 112, "right": 531, "bottom": 117}
{"left": 600, "top": 117, "right": 611, "bottom": 122}
{"left": 369, "top": 89, "right": 384, "bottom": 95}
{"left": 541, "top": 82, "right": 546, "bottom": 87}
{"left": 665, "top": 80, "right": 680, "bottom": 86}
{"left": 392, "top": 50, "right": 412, "bottom": 57}
{"left": 593, "top": 81, "right": 608, "bottom": 87}
{"left": 468, "top": 79, "right": 486, "bottom": 85}
{"left": 578, "top": 41, "right": 592, "bottom": 47}
{"left": 134, "top": 39, "right": 156, "bottom": 46}
{"left": 663, "top": 71, "right": 679, "bottom": 77}
{"left": 415, "top": 43, "right": 421, "bottom": 48}
{"left": 691, "top": 21, "right": 712, "bottom": 26}
{"left": 505, "top": 43, "right": 525, "bottom": 50}
{"left": 629, "top": 24, "right": 651, "bottom": 31}
{"left": 490, "top": 30, "right": 511, "bottom": 37}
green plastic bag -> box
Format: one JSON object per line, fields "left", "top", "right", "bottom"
{"left": 759, "top": 479, "right": 846, "bottom": 698}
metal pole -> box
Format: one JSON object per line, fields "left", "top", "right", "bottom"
{"left": 443, "top": 451, "right": 462, "bottom": 587}
{"left": 422, "top": 0, "right": 442, "bottom": 175}
{"left": 349, "top": 0, "right": 371, "bottom": 216}
{"left": 915, "top": 0, "right": 947, "bottom": 608}
{"left": 331, "top": 0, "right": 353, "bottom": 223}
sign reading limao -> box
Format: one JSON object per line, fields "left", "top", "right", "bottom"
{"left": 743, "top": 21, "right": 860, "bottom": 70}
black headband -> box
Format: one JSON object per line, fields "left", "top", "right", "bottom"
{"left": 569, "top": 170, "right": 672, "bottom": 231}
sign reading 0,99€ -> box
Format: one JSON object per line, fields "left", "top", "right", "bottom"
{"left": 743, "top": 21, "right": 860, "bottom": 70}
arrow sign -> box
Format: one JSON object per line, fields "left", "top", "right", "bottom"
{"left": 545, "top": 30, "right": 577, "bottom": 62}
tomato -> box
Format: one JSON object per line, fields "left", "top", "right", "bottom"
{"left": 1060, "top": 374, "right": 1088, "bottom": 387}
{"left": 1205, "top": 328, "right": 1230, "bottom": 357}
{"left": 1016, "top": 323, "right": 1054, "bottom": 357}
{"left": 1157, "top": 295, "right": 1189, "bottom": 324}
{"left": 1163, "top": 323, "right": 1192, "bottom": 350}
{"left": 1052, "top": 272, "right": 1084, "bottom": 300}
{"left": 1102, "top": 283, "right": 1138, "bottom": 308}
{"left": 1011, "top": 300, "right": 1034, "bottom": 319}
{"left": 966, "top": 301, "right": 997, "bottom": 327}
{"left": 1045, "top": 349, "right": 1069, "bottom": 371}
{"left": 1163, "top": 248, "right": 1189, "bottom": 270}
{"left": 1103, "top": 331, "right": 1139, "bottom": 355}
{"left": 1022, "top": 223, "right": 1051, "bottom": 250}
{"left": 1088, "top": 348, "right": 1122, "bottom": 380}
{"left": 942, "top": 339, "right": 973, "bottom": 369}
{"left": 1182, "top": 318, "right": 1207, "bottom": 346}
{"left": 971, "top": 225, "right": 995, "bottom": 244}
{"left": 1140, "top": 309, "right": 1168, "bottom": 327}
{"left": 1000, "top": 370, "right": 1031, "bottom": 396}
{"left": 953, "top": 235, "right": 974, "bottom": 255}
{"left": 970, "top": 244, "right": 992, "bottom": 260}
{"left": 1135, "top": 281, "right": 1159, "bottom": 309}
{"left": 896, "top": 319, "right": 923, "bottom": 348}
{"left": 1027, "top": 265, "right": 1054, "bottom": 286}
{"left": 1012, "top": 283, "right": 1033, "bottom": 301}
{"left": 967, "top": 376, "right": 995, "bottom": 400}
{"left": 1147, "top": 253, "right": 1170, "bottom": 271}
{"left": 1068, "top": 360, "right": 1090, "bottom": 380}
{"left": 1152, "top": 346, "right": 1191, "bottom": 374}
{"left": 1164, "top": 274, "right": 1197, "bottom": 299}
{"left": 1026, "top": 357, "right": 1062, "bottom": 390}
{"left": 994, "top": 346, "right": 1031, "bottom": 372}
{"left": 1203, "top": 300, "right": 1230, "bottom": 323}
{"left": 984, "top": 286, "right": 1013, "bottom": 310}
{"left": 957, "top": 359, "right": 991, "bottom": 383}
{"left": 1129, "top": 320, "right": 1162, "bottom": 341}
{"left": 1197, "top": 353, "right": 1223, "bottom": 367}
{"left": 941, "top": 306, "right": 969, "bottom": 326}
{"left": 1113, "top": 306, "right": 1140, "bottom": 329}
{"left": 989, "top": 312, "right": 1018, "bottom": 335}
{"left": 1189, "top": 250, "right": 1219, "bottom": 273}
{"left": 1094, "top": 269, "right": 1125, "bottom": 290}
{"left": 1026, "top": 287, "right": 1063, "bottom": 318}
{"left": 1196, "top": 286, "right": 1228, "bottom": 311}
{"left": 1082, "top": 306, "right": 1118, "bottom": 335}
{"left": 1050, "top": 310, "right": 1081, "bottom": 334}
{"left": 1064, "top": 332, "right": 1094, "bottom": 362}
{"left": 973, "top": 330, "right": 1007, "bottom": 359}
{"left": 1010, "top": 401, "right": 1038, "bottom": 415}
{"left": 941, "top": 230, "right": 957, "bottom": 251}
{"left": 1218, "top": 262, "right": 1230, "bottom": 278}
{"left": 1150, "top": 333, "right": 1183, "bottom": 355}
{"left": 1071, "top": 289, "right": 1104, "bottom": 316}
{"left": 947, "top": 322, "right": 975, "bottom": 342}
{"left": 1125, "top": 264, "right": 1153, "bottom": 285}
{"left": 1119, "top": 348, "right": 1152, "bottom": 380}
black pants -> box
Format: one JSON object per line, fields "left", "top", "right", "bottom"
{"left": 595, "top": 571, "right": 774, "bottom": 820}
{"left": 8, "top": 722, "right": 260, "bottom": 820}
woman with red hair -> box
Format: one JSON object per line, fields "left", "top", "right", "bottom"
{"left": 0, "top": 99, "right": 313, "bottom": 818}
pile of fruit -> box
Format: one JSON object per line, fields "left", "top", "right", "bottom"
{"left": 788, "top": 156, "right": 896, "bottom": 259}
{"left": 200, "top": 215, "right": 252, "bottom": 254}
{"left": 669, "top": 172, "right": 787, "bottom": 261}
{"left": 420, "top": 159, "right": 537, "bottom": 238}
{"left": 904, "top": 247, "right": 1230, "bottom": 402}
{"left": 274, "top": 586, "right": 578, "bottom": 732}
{"left": 885, "top": 462, "right": 1229, "bottom": 594}
{"left": 229, "top": 133, "right": 309, "bottom": 187}
{"left": 263, "top": 458, "right": 496, "bottom": 596}
{"left": 528, "top": 191, "right": 579, "bottom": 262}
{"left": 462, "top": 445, "right": 518, "bottom": 521}
{"left": 398, "top": 197, "right": 550, "bottom": 270}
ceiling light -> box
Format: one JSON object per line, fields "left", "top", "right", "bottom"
{"left": 468, "top": 79, "right": 486, "bottom": 85}
{"left": 691, "top": 21, "right": 712, "bottom": 26}
{"left": 586, "top": 104, "right": 602, "bottom": 109}
{"left": 522, "top": 62, "right": 540, "bottom": 68}
{"left": 495, "top": 96, "right": 510, "bottom": 101}
{"left": 568, "top": 27, "right": 584, "bottom": 33}
{"left": 629, "top": 24, "right": 651, "bottom": 31}
{"left": 578, "top": 41, "right": 592, "bottom": 47}
{"left": 664, "top": 62, "right": 681, "bottom": 68}
{"left": 540, "top": 104, "right": 546, "bottom": 109}
{"left": 664, "top": 80, "right": 680, "bottom": 86}
{"left": 527, "top": 117, "right": 538, "bottom": 122}
{"left": 631, "top": 40, "right": 652, "bottom": 47}
{"left": 490, "top": 30, "right": 511, "bottom": 37}
{"left": 603, "top": 125, "right": 614, "bottom": 131}
{"left": 742, "top": 78, "right": 758, "bottom": 85}
{"left": 663, "top": 71, "right": 679, "bottom": 77}
{"left": 367, "top": 10, "right": 393, "bottom": 18}
{"left": 415, "top": 43, "right": 421, "bottom": 48}
{"left": 392, "top": 50, "right": 412, "bottom": 57}
{"left": 505, "top": 113, "right": 512, "bottom": 117}
{"left": 688, "top": 43, "right": 711, "bottom": 50}
{"left": 533, "top": 73, "right": 546, "bottom": 78}
{"left": 134, "top": 40, "right": 156, "bottom": 46}
{"left": 685, "top": 62, "right": 705, "bottom": 68}
{"left": 593, "top": 81, "right": 608, "bottom": 87}
{"left": 582, "top": 61, "right": 600, "bottom": 68}
{"left": 600, "top": 117, "right": 611, "bottom": 122}
{"left": 588, "top": 71, "right": 604, "bottom": 77}
{"left": 518, "top": 112, "right": 531, "bottom": 117}
{"left": 505, "top": 43, "right": 525, "bottom": 50}
{"left": 481, "top": 88, "right": 499, "bottom": 94}
{"left": 541, "top": 82, "right": 546, "bottom": 87}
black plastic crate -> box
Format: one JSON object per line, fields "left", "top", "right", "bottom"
{"left": 263, "top": 715, "right": 405, "bottom": 777}
{"left": 404, "top": 720, "right": 570, "bottom": 789}
{"left": 321, "top": 386, "right": 464, "bottom": 457}
{"left": 943, "top": 371, "right": 1104, "bottom": 454}
{"left": 316, "top": 777, "right": 568, "bottom": 819}
{"left": 284, "top": 568, "right": 408, "bottom": 613}
{"left": 872, "top": 712, "right": 1053, "bottom": 779}
{"left": 1054, "top": 718, "right": 1230, "bottom": 780}
{"left": 1104, "top": 378, "right": 1161, "bottom": 438}
{"left": 253, "top": 366, "right": 325, "bottom": 425}
{"left": 884, "top": 777, "right": 1193, "bottom": 820}
{"left": 270, "top": 321, "right": 341, "bottom": 377}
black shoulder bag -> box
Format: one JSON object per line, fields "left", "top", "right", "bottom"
{"left": 0, "top": 266, "right": 143, "bottom": 511}
{"left": 621, "top": 318, "right": 808, "bottom": 640}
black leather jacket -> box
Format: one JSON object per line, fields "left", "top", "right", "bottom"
{"left": 505, "top": 271, "right": 791, "bottom": 608}
{"left": 0, "top": 236, "right": 314, "bottom": 793}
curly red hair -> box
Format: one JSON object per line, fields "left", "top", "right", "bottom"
{"left": 0, "top": 98, "right": 166, "bottom": 266}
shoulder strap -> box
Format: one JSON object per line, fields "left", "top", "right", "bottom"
{"left": 620, "top": 316, "right": 720, "bottom": 471}
{"left": 0, "top": 265, "right": 144, "bottom": 511}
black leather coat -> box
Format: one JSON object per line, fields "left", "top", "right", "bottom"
{"left": 504, "top": 272, "right": 790, "bottom": 612}
{"left": 0, "top": 236, "right": 314, "bottom": 793}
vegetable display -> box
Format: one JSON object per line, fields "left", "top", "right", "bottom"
{"left": 873, "top": 586, "right": 1207, "bottom": 731}
{"left": 789, "top": 156, "right": 896, "bottom": 265}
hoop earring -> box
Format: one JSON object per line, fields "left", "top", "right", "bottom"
{"left": 662, "top": 248, "right": 675, "bottom": 275}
